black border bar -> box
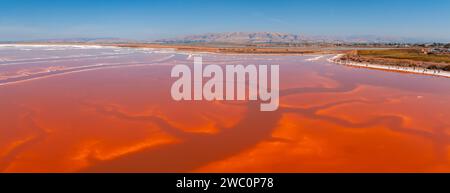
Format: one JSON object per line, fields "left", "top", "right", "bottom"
{"left": 1, "top": 173, "right": 449, "bottom": 192}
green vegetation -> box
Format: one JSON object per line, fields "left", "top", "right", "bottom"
{"left": 443, "top": 65, "right": 450, "bottom": 71}
{"left": 341, "top": 49, "right": 450, "bottom": 72}
{"left": 356, "top": 49, "right": 450, "bottom": 64}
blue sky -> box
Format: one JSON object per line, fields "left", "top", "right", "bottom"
{"left": 0, "top": 0, "right": 449, "bottom": 41}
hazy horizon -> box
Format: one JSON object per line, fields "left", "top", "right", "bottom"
{"left": 1, "top": 0, "right": 450, "bottom": 42}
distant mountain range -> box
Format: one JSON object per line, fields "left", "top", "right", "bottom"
{"left": 156, "top": 32, "right": 444, "bottom": 44}
{"left": 158, "top": 32, "right": 304, "bottom": 44}
{"left": 6, "top": 32, "right": 447, "bottom": 44}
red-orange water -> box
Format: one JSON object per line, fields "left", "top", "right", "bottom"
{"left": 1, "top": 45, "right": 449, "bottom": 172}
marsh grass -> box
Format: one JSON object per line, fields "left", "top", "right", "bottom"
{"left": 357, "top": 49, "right": 450, "bottom": 64}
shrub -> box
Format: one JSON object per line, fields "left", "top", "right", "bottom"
{"left": 443, "top": 65, "right": 450, "bottom": 71}
{"left": 427, "top": 65, "right": 438, "bottom": 70}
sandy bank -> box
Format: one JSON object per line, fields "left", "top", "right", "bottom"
{"left": 329, "top": 54, "right": 450, "bottom": 78}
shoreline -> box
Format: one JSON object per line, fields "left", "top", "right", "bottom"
{"left": 329, "top": 54, "right": 450, "bottom": 78}
{"left": 0, "top": 42, "right": 343, "bottom": 55}
{"left": 2, "top": 43, "right": 450, "bottom": 78}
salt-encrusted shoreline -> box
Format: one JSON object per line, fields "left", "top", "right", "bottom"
{"left": 328, "top": 54, "right": 450, "bottom": 78}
